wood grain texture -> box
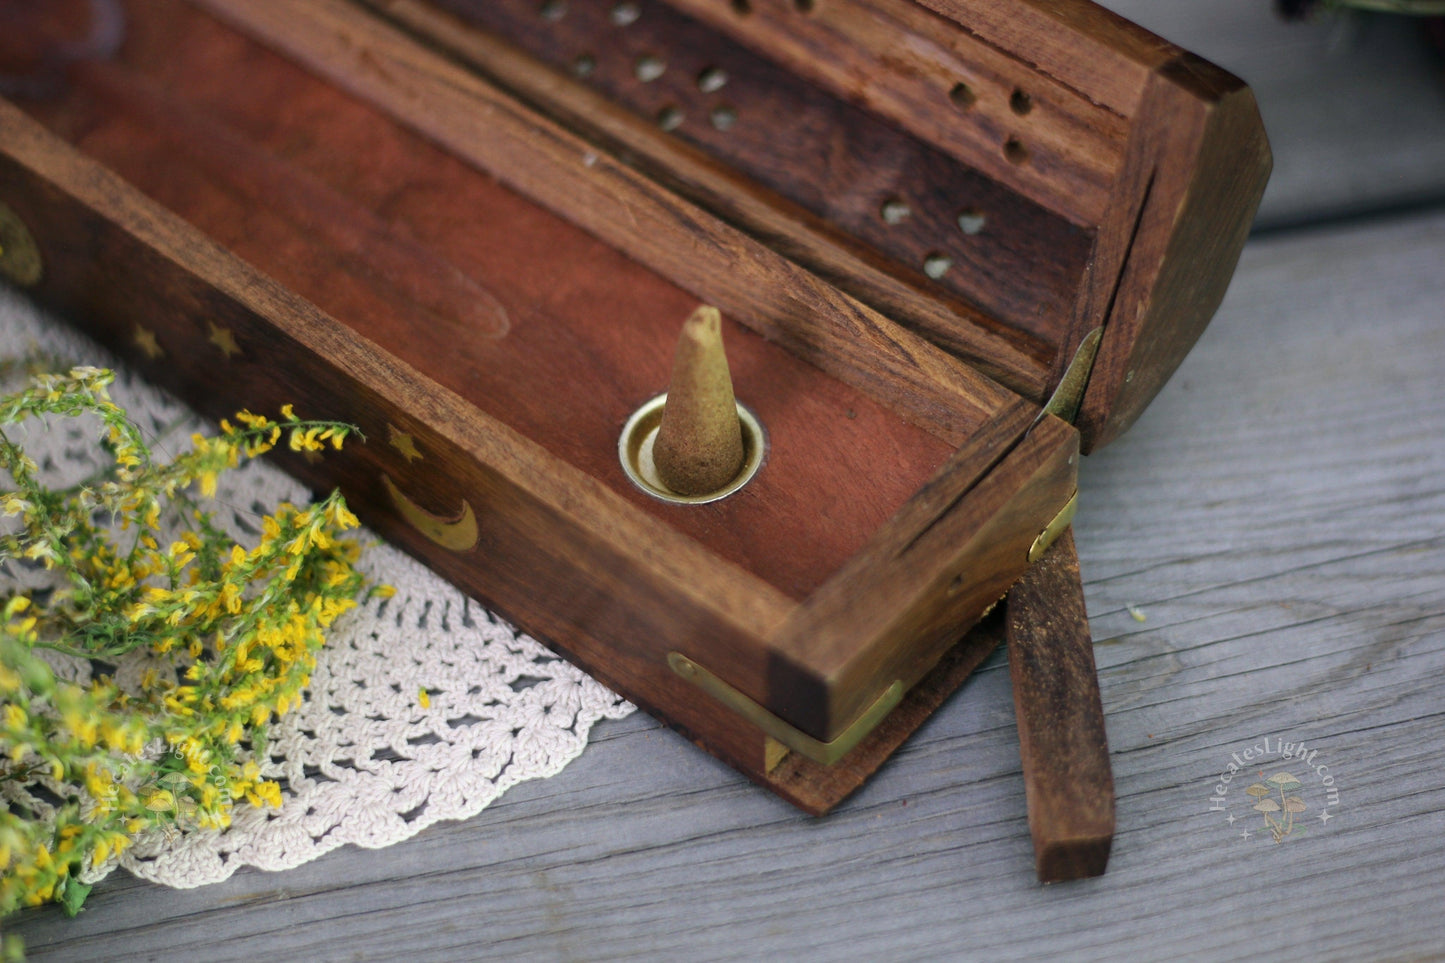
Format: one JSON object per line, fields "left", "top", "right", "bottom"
{"left": 0, "top": 0, "right": 1087, "bottom": 798}
{"left": 411, "top": 0, "right": 1093, "bottom": 350}
{"left": 0, "top": 91, "right": 1057, "bottom": 803}
{"left": 896, "top": 0, "right": 1271, "bottom": 451}
{"left": 769, "top": 406, "right": 1078, "bottom": 739}
{"left": 1006, "top": 529, "right": 1113, "bottom": 882}
{"left": 357, "top": 0, "right": 1057, "bottom": 399}
{"left": 15, "top": 2, "right": 962, "bottom": 601}
{"left": 8, "top": 0, "right": 1445, "bottom": 954}
{"left": 191, "top": 0, "right": 1016, "bottom": 449}
{"left": 6, "top": 182, "right": 1445, "bottom": 963}
{"left": 0, "top": 91, "right": 800, "bottom": 672}
{"left": 763, "top": 607, "right": 1008, "bottom": 815}
{"left": 392, "top": 0, "right": 1269, "bottom": 451}
{"left": 666, "top": 0, "right": 1131, "bottom": 227}
{"left": 916, "top": 0, "right": 1173, "bottom": 112}
{"left": 1075, "top": 56, "right": 1272, "bottom": 451}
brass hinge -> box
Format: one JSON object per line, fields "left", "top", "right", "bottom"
{"left": 667, "top": 653, "right": 903, "bottom": 766}
{"left": 1039, "top": 327, "right": 1104, "bottom": 426}
{"left": 1028, "top": 491, "right": 1078, "bottom": 563}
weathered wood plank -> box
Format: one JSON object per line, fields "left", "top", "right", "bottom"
{"left": 9, "top": 194, "right": 1445, "bottom": 961}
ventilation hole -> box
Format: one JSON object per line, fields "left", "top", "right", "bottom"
{"left": 610, "top": 1, "right": 641, "bottom": 25}
{"left": 634, "top": 55, "right": 666, "bottom": 82}
{"left": 697, "top": 66, "right": 729, "bottom": 93}
{"left": 880, "top": 197, "right": 911, "bottom": 225}
{"left": 948, "top": 82, "right": 975, "bottom": 110}
{"left": 710, "top": 105, "right": 738, "bottom": 131}
{"left": 1010, "top": 88, "right": 1033, "bottom": 116}
{"left": 957, "top": 209, "right": 987, "bottom": 235}
{"left": 731, "top": 0, "right": 751, "bottom": 13}
{"left": 1004, "top": 137, "right": 1029, "bottom": 165}
{"left": 539, "top": 0, "right": 566, "bottom": 21}
{"left": 794, "top": 0, "right": 816, "bottom": 11}
{"left": 923, "top": 253, "right": 953, "bottom": 279}
{"left": 657, "top": 105, "right": 684, "bottom": 131}
{"left": 572, "top": 53, "right": 596, "bottom": 78}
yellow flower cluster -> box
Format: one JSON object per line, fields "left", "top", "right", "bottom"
{"left": 0, "top": 366, "right": 376, "bottom": 930}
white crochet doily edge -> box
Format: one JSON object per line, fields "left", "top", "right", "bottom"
{"left": 0, "top": 284, "right": 635, "bottom": 890}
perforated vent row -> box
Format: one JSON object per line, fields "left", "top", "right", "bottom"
{"left": 425, "top": 0, "right": 1093, "bottom": 341}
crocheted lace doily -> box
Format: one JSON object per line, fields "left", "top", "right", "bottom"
{"left": 0, "top": 285, "right": 634, "bottom": 888}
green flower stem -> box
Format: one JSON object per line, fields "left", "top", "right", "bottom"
{"left": 1, "top": 366, "right": 376, "bottom": 924}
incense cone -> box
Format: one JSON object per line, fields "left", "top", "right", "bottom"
{"left": 653, "top": 306, "right": 745, "bottom": 496}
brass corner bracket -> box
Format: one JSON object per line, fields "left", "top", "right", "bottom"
{"left": 668, "top": 652, "right": 903, "bottom": 767}
{"left": 1028, "top": 491, "right": 1078, "bottom": 563}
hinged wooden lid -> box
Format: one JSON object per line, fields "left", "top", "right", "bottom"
{"left": 359, "top": 0, "right": 1271, "bottom": 451}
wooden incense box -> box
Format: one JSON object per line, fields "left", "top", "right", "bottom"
{"left": 0, "top": 0, "right": 1269, "bottom": 820}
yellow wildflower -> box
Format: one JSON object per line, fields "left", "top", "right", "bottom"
{"left": 254, "top": 781, "right": 283, "bottom": 808}
{"left": 144, "top": 789, "right": 175, "bottom": 813}
{"left": 1, "top": 374, "right": 365, "bottom": 918}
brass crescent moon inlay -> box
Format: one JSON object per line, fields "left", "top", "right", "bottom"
{"left": 381, "top": 474, "right": 479, "bottom": 552}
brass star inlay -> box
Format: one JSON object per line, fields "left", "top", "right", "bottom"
{"left": 132, "top": 325, "right": 163, "bottom": 360}
{"left": 208, "top": 323, "right": 241, "bottom": 359}
{"left": 389, "top": 424, "right": 423, "bottom": 463}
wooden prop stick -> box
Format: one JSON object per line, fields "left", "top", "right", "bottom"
{"left": 1006, "top": 529, "right": 1114, "bottom": 882}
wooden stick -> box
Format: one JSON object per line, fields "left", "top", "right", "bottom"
{"left": 1006, "top": 529, "right": 1114, "bottom": 882}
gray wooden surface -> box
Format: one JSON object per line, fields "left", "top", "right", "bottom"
{"left": 8, "top": 4, "right": 1445, "bottom": 962}
{"left": 1099, "top": 0, "right": 1445, "bottom": 230}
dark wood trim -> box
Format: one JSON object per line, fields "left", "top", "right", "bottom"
{"left": 1006, "top": 530, "right": 1114, "bottom": 882}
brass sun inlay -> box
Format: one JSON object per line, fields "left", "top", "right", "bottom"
{"left": 132, "top": 325, "right": 163, "bottom": 360}
{"left": 208, "top": 323, "right": 241, "bottom": 359}
{"left": 388, "top": 424, "right": 423, "bottom": 463}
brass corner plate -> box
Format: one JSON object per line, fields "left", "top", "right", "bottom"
{"left": 1028, "top": 491, "right": 1078, "bottom": 563}
{"left": 668, "top": 652, "right": 903, "bottom": 766}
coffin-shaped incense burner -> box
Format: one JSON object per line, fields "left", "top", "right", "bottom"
{"left": 0, "top": 0, "right": 1269, "bottom": 817}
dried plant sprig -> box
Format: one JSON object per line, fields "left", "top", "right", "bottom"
{"left": 0, "top": 366, "right": 377, "bottom": 938}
